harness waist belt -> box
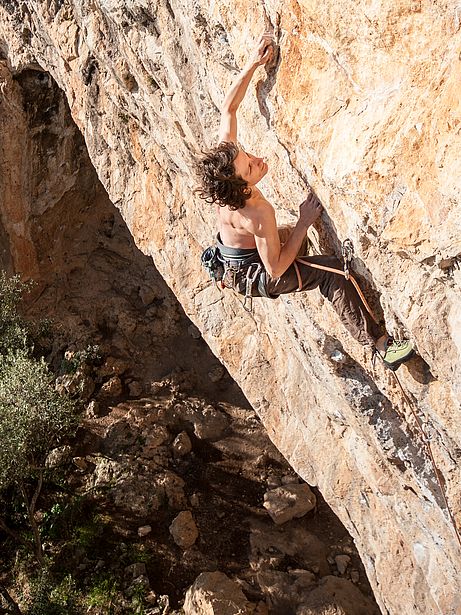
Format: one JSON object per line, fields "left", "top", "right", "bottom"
{"left": 216, "top": 234, "right": 258, "bottom": 263}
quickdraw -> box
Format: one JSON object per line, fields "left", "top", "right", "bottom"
{"left": 341, "top": 238, "right": 354, "bottom": 280}
{"left": 243, "top": 262, "right": 262, "bottom": 313}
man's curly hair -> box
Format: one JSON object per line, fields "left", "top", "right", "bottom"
{"left": 195, "top": 141, "right": 251, "bottom": 210}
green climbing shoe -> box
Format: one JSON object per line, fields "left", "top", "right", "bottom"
{"left": 380, "top": 338, "right": 415, "bottom": 371}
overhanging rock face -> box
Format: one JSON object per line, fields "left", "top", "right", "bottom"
{"left": 1, "top": 2, "right": 460, "bottom": 613}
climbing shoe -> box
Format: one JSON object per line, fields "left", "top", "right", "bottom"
{"left": 379, "top": 338, "right": 415, "bottom": 371}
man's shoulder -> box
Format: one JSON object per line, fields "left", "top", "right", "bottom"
{"left": 246, "top": 191, "right": 274, "bottom": 213}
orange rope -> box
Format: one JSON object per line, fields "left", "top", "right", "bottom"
{"left": 295, "top": 257, "right": 378, "bottom": 324}
{"left": 293, "top": 260, "right": 303, "bottom": 292}
{"left": 388, "top": 368, "right": 461, "bottom": 550}
{"left": 296, "top": 255, "right": 461, "bottom": 549}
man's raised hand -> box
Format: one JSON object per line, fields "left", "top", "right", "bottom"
{"left": 299, "top": 192, "right": 323, "bottom": 228}
{"left": 247, "top": 32, "right": 275, "bottom": 68}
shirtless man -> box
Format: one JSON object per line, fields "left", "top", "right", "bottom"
{"left": 196, "top": 33, "right": 414, "bottom": 370}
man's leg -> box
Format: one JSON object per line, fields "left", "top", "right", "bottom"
{"left": 265, "top": 255, "right": 383, "bottom": 347}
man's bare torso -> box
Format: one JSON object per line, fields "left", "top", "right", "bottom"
{"left": 217, "top": 189, "right": 268, "bottom": 249}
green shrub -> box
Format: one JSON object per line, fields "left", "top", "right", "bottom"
{"left": 0, "top": 273, "right": 78, "bottom": 560}
{"left": 0, "top": 272, "right": 32, "bottom": 353}
{"left": 24, "top": 569, "right": 80, "bottom": 615}
{"left": 49, "top": 574, "right": 80, "bottom": 611}
{"left": 60, "top": 345, "right": 101, "bottom": 375}
{"left": 0, "top": 349, "right": 78, "bottom": 491}
{"left": 72, "top": 514, "right": 107, "bottom": 550}
{"left": 85, "top": 574, "right": 119, "bottom": 610}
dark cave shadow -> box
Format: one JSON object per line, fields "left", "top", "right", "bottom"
{"left": 6, "top": 65, "right": 250, "bottom": 410}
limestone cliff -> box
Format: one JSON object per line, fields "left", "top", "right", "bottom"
{"left": 0, "top": 2, "right": 460, "bottom": 614}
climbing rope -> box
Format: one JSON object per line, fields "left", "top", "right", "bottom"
{"left": 375, "top": 358, "right": 461, "bottom": 549}
{"left": 301, "top": 236, "right": 461, "bottom": 548}
{"left": 220, "top": 232, "right": 461, "bottom": 547}
{"left": 339, "top": 237, "right": 461, "bottom": 549}
{"left": 223, "top": 231, "right": 461, "bottom": 548}
{"left": 293, "top": 256, "right": 378, "bottom": 323}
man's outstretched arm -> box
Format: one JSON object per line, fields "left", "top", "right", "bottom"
{"left": 218, "top": 33, "right": 274, "bottom": 144}
{"left": 253, "top": 194, "right": 323, "bottom": 278}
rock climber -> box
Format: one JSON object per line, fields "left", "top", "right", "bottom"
{"left": 196, "top": 33, "right": 414, "bottom": 370}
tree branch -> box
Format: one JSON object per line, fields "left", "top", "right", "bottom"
{"left": 30, "top": 470, "right": 43, "bottom": 520}
{"left": 0, "top": 582, "right": 23, "bottom": 615}
{"left": 19, "top": 478, "right": 44, "bottom": 567}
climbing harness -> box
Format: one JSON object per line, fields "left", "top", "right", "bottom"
{"left": 210, "top": 235, "right": 265, "bottom": 313}
{"left": 208, "top": 235, "right": 378, "bottom": 319}
{"left": 374, "top": 352, "right": 461, "bottom": 549}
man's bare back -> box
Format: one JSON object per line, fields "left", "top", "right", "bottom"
{"left": 217, "top": 188, "right": 266, "bottom": 250}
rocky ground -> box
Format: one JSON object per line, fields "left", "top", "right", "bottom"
{"left": 47, "top": 361, "right": 380, "bottom": 614}
{"left": 1, "top": 160, "right": 381, "bottom": 613}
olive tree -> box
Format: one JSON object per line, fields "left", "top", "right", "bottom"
{"left": 0, "top": 349, "right": 78, "bottom": 565}
{"left": 0, "top": 274, "right": 78, "bottom": 567}
{"left": 0, "top": 273, "right": 31, "bottom": 354}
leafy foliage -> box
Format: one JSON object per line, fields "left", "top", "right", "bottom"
{"left": 85, "top": 574, "right": 119, "bottom": 611}
{"left": 0, "top": 349, "right": 78, "bottom": 491}
{"left": 0, "top": 272, "right": 32, "bottom": 354}
{"left": 59, "top": 345, "right": 101, "bottom": 375}
{"left": 0, "top": 274, "right": 78, "bottom": 493}
{"left": 24, "top": 569, "right": 80, "bottom": 615}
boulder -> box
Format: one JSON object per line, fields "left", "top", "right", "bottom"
{"left": 169, "top": 511, "right": 199, "bottom": 548}
{"left": 194, "top": 405, "right": 229, "bottom": 441}
{"left": 296, "top": 576, "right": 380, "bottom": 615}
{"left": 98, "top": 376, "right": 123, "bottom": 399}
{"left": 172, "top": 431, "right": 193, "bottom": 456}
{"left": 263, "top": 484, "right": 316, "bottom": 525}
{"left": 184, "top": 571, "right": 255, "bottom": 615}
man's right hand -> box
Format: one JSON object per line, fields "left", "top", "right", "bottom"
{"left": 299, "top": 192, "right": 323, "bottom": 228}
